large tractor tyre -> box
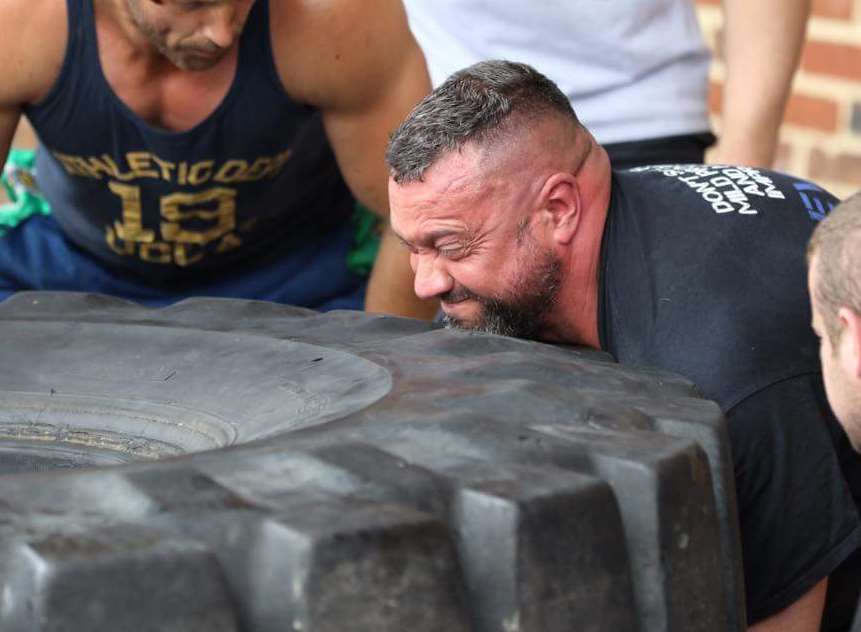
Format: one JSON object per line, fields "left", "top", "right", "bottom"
{"left": 0, "top": 292, "right": 744, "bottom": 632}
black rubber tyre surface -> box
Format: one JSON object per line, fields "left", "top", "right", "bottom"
{"left": 0, "top": 292, "right": 744, "bottom": 631}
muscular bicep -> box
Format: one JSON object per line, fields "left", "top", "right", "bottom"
{"left": 0, "top": 0, "right": 67, "bottom": 163}
{"left": 321, "top": 42, "right": 430, "bottom": 217}
{"left": 0, "top": 2, "right": 30, "bottom": 164}
{"left": 275, "top": 0, "right": 431, "bottom": 217}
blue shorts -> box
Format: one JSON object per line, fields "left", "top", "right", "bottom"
{"left": 0, "top": 214, "right": 367, "bottom": 311}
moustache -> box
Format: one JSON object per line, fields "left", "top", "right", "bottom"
{"left": 178, "top": 42, "right": 225, "bottom": 57}
{"left": 440, "top": 286, "right": 483, "bottom": 304}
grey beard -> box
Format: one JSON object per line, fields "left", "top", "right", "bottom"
{"left": 442, "top": 256, "right": 561, "bottom": 340}
{"left": 444, "top": 299, "right": 543, "bottom": 338}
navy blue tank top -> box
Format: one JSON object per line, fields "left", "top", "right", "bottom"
{"left": 25, "top": 0, "right": 354, "bottom": 281}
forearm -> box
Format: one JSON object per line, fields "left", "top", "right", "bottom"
{"left": 749, "top": 578, "right": 827, "bottom": 632}
{"left": 365, "top": 225, "right": 439, "bottom": 319}
{"left": 713, "top": 0, "right": 810, "bottom": 167}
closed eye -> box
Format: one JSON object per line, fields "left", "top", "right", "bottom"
{"left": 437, "top": 244, "right": 466, "bottom": 259}
{"left": 397, "top": 237, "right": 418, "bottom": 254}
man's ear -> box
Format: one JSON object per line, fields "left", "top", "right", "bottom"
{"left": 539, "top": 173, "right": 580, "bottom": 245}
{"left": 837, "top": 307, "right": 861, "bottom": 380}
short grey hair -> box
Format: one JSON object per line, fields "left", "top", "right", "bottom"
{"left": 808, "top": 190, "right": 861, "bottom": 343}
{"left": 386, "top": 60, "right": 579, "bottom": 184}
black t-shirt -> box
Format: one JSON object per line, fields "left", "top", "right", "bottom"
{"left": 599, "top": 165, "right": 861, "bottom": 625}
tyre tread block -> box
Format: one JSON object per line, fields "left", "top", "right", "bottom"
{"left": 243, "top": 499, "right": 470, "bottom": 632}
{"left": 0, "top": 524, "right": 238, "bottom": 632}
{"left": 123, "top": 466, "right": 261, "bottom": 514}
{"left": 450, "top": 463, "right": 640, "bottom": 632}
{"left": 311, "top": 443, "right": 451, "bottom": 516}
{"left": 532, "top": 425, "right": 730, "bottom": 632}
{"left": 197, "top": 449, "right": 366, "bottom": 508}
{"left": 308, "top": 444, "right": 641, "bottom": 631}
{"left": 361, "top": 422, "right": 730, "bottom": 631}
{"left": 0, "top": 471, "right": 156, "bottom": 519}
{"left": 648, "top": 411, "right": 744, "bottom": 631}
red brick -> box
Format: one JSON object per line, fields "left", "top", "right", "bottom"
{"left": 811, "top": 0, "right": 854, "bottom": 20}
{"left": 783, "top": 93, "right": 841, "bottom": 132}
{"left": 801, "top": 40, "right": 861, "bottom": 81}
{"left": 808, "top": 149, "right": 861, "bottom": 187}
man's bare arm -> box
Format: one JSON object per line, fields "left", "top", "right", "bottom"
{"left": 274, "top": 0, "right": 437, "bottom": 319}
{"left": 709, "top": 0, "right": 810, "bottom": 167}
{"left": 0, "top": 1, "right": 30, "bottom": 170}
{"left": 749, "top": 578, "right": 827, "bottom": 632}
{"left": 0, "top": 110, "right": 21, "bottom": 175}
{"left": 0, "top": 0, "right": 67, "bottom": 171}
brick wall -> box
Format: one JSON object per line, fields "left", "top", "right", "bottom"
{"left": 697, "top": 0, "right": 861, "bottom": 198}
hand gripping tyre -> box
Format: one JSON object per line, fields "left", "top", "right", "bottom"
{"left": 0, "top": 292, "right": 745, "bottom": 632}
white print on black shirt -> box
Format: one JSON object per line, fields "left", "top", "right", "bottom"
{"left": 630, "top": 164, "right": 787, "bottom": 215}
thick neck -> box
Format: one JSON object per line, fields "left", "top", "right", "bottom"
{"left": 99, "top": 0, "right": 161, "bottom": 62}
{"left": 543, "top": 139, "right": 612, "bottom": 348}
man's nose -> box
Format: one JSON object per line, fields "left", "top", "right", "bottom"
{"left": 413, "top": 253, "right": 452, "bottom": 300}
{"left": 203, "top": 6, "right": 237, "bottom": 49}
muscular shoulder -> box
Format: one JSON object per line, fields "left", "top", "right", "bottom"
{"left": 269, "top": 0, "right": 423, "bottom": 110}
{"left": 607, "top": 167, "right": 823, "bottom": 402}
{"left": 0, "top": 0, "right": 68, "bottom": 106}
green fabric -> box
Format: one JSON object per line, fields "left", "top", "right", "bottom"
{"left": 1, "top": 148, "right": 51, "bottom": 236}
{"left": 347, "top": 203, "right": 381, "bottom": 276}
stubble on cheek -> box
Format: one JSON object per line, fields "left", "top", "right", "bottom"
{"left": 442, "top": 253, "right": 562, "bottom": 339}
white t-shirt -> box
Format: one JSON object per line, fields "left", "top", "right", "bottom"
{"left": 403, "top": 0, "right": 712, "bottom": 144}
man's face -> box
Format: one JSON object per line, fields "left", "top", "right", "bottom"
{"left": 809, "top": 257, "right": 861, "bottom": 451}
{"left": 389, "top": 148, "right": 563, "bottom": 339}
{"left": 125, "top": 0, "right": 254, "bottom": 71}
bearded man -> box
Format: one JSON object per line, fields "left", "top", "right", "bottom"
{"left": 0, "top": 0, "right": 436, "bottom": 317}
{"left": 387, "top": 60, "right": 861, "bottom": 632}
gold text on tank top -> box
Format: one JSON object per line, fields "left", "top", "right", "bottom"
{"left": 51, "top": 149, "right": 293, "bottom": 267}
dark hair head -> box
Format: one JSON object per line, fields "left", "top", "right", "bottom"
{"left": 386, "top": 60, "right": 579, "bottom": 184}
